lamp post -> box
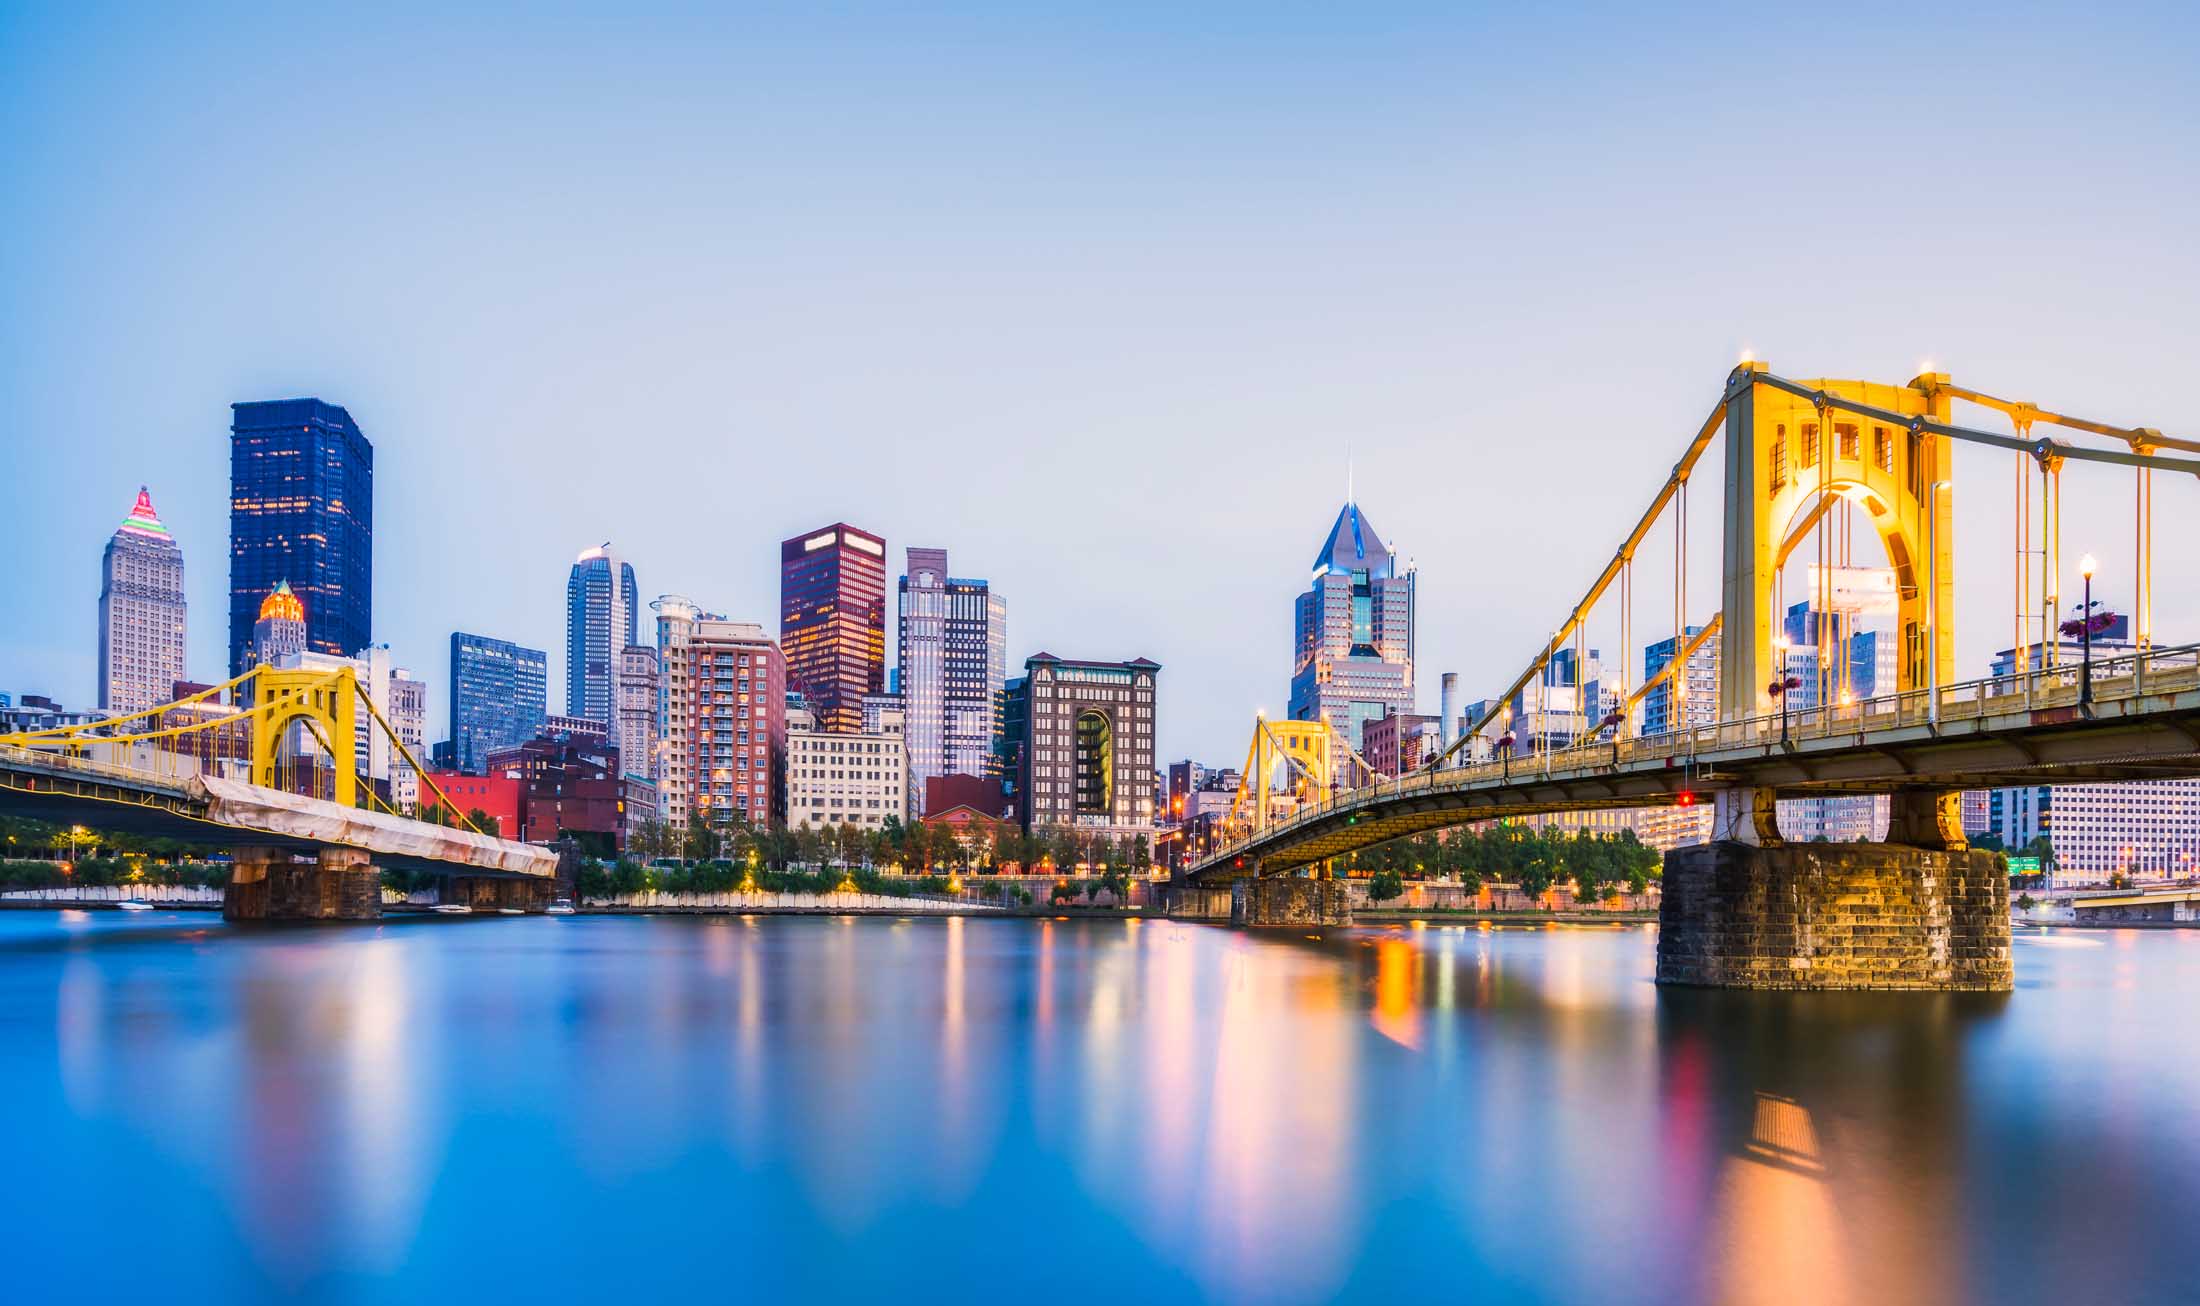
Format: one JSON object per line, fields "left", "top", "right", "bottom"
{"left": 1770, "top": 638, "right": 1798, "bottom": 745}
{"left": 2079, "top": 553, "right": 2098, "bottom": 707}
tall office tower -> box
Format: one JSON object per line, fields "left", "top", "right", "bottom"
{"left": 1288, "top": 501, "right": 1415, "bottom": 764}
{"left": 780, "top": 523, "right": 886, "bottom": 734}
{"left": 1642, "top": 625, "right": 1719, "bottom": 738}
{"left": 448, "top": 631, "right": 548, "bottom": 772}
{"left": 97, "top": 487, "right": 187, "bottom": 714}
{"left": 1009, "top": 652, "right": 1159, "bottom": 837}
{"left": 229, "top": 399, "right": 373, "bottom": 676}
{"left": 896, "top": 546, "right": 1008, "bottom": 815}
{"left": 654, "top": 597, "right": 784, "bottom": 830}
{"left": 566, "top": 543, "right": 638, "bottom": 726}
{"left": 615, "top": 644, "right": 660, "bottom": 783}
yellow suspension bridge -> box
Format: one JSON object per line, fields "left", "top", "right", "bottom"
{"left": 1182, "top": 364, "right": 2200, "bottom": 989}
{"left": 0, "top": 662, "right": 557, "bottom": 919}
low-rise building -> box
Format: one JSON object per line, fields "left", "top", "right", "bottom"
{"left": 786, "top": 704, "right": 906, "bottom": 830}
{"left": 421, "top": 771, "right": 525, "bottom": 840}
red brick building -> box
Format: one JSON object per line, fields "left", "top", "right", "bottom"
{"left": 484, "top": 735, "right": 630, "bottom": 855}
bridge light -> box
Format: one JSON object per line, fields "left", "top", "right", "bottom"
{"left": 1677, "top": 790, "right": 1696, "bottom": 807}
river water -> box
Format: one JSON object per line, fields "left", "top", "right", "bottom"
{"left": 4, "top": 910, "right": 2197, "bottom": 1304}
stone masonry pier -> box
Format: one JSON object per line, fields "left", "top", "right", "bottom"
{"left": 1165, "top": 876, "right": 1354, "bottom": 927}
{"left": 224, "top": 846, "right": 381, "bottom": 922}
{"left": 1657, "top": 841, "right": 2011, "bottom": 991}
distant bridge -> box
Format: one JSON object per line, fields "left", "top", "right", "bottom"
{"left": 0, "top": 664, "right": 556, "bottom": 919}
{"left": 1189, "top": 641, "right": 2200, "bottom": 877}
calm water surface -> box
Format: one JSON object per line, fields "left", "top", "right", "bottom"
{"left": 5, "top": 911, "right": 2199, "bottom": 1304}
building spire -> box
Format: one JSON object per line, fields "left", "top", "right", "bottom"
{"left": 1346, "top": 455, "right": 1355, "bottom": 506}
{"left": 118, "top": 485, "right": 171, "bottom": 536}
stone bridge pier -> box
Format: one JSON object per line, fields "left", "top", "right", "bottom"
{"left": 1657, "top": 790, "right": 2011, "bottom": 991}
{"left": 1165, "top": 870, "right": 1353, "bottom": 927}
{"left": 224, "top": 846, "right": 381, "bottom": 922}
{"left": 445, "top": 875, "right": 552, "bottom": 912}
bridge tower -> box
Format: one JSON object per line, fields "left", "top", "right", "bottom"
{"left": 1714, "top": 363, "right": 1960, "bottom": 845}
{"left": 248, "top": 664, "right": 360, "bottom": 805}
{"left": 1234, "top": 717, "right": 1346, "bottom": 834}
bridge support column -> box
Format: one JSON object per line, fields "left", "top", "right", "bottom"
{"left": 1657, "top": 841, "right": 2009, "bottom": 991}
{"left": 1711, "top": 786, "right": 1782, "bottom": 845}
{"left": 1886, "top": 791, "right": 1967, "bottom": 851}
{"left": 1233, "top": 875, "right": 1353, "bottom": 928}
{"left": 445, "top": 876, "right": 550, "bottom": 912}
{"left": 310, "top": 848, "right": 381, "bottom": 920}
{"left": 222, "top": 846, "right": 380, "bottom": 921}
{"left": 221, "top": 846, "right": 283, "bottom": 921}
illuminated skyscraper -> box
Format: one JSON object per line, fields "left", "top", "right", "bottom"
{"left": 1288, "top": 500, "right": 1415, "bottom": 755}
{"left": 780, "top": 523, "right": 886, "bottom": 734}
{"left": 252, "top": 580, "right": 307, "bottom": 665}
{"left": 97, "top": 487, "right": 187, "bottom": 714}
{"left": 229, "top": 399, "right": 372, "bottom": 676}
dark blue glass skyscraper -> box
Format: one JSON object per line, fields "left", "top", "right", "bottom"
{"left": 449, "top": 631, "right": 549, "bottom": 772}
{"left": 229, "top": 399, "right": 374, "bottom": 676}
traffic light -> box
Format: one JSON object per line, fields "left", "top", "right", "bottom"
{"left": 1676, "top": 790, "right": 1696, "bottom": 807}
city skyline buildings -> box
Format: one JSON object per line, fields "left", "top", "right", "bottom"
{"left": 228, "top": 398, "right": 374, "bottom": 678}
{"left": 96, "top": 487, "right": 187, "bottom": 715}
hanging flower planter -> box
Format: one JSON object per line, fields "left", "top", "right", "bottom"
{"left": 2059, "top": 610, "right": 2120, "bottom": 639}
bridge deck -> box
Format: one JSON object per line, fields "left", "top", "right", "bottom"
{"left": 1193, "top": 646, "right": 2200, "bottom": 878}
{"left": 0, "top": 745, "right": 556, "bottom": 878}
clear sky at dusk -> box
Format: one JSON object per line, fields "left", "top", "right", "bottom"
{"left": 5, "top": 2, "right": 2198, "bottom": 764}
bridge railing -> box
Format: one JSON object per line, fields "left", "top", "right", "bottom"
{"left": 1199, "top": 640, "right": 2200, "bottom": 868}
{"left": 0, "top": 741, "right": 196, "bottom": 790}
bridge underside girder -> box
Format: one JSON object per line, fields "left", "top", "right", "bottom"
{"left": 1192, "top": 697, "right": 2200, "bottom": 880}
{"left": 0, "top": 767, "right": 552, "bottom": 880}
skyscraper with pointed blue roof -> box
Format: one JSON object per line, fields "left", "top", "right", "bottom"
{"left": 1288, "top": 499, "right": 1416, "bottom": 758}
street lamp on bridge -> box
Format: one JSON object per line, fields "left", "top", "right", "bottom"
{"left": 2062, "top": 553, "right": 2118, "bottom": 710}
{"left": 1769, "top": 637, "right": 1801, "bottom": 746}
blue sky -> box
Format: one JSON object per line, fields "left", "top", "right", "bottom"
{"left": 5, "top": 2, "right": 2198, "bottom": 764}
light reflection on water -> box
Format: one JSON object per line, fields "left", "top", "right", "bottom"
{"left": 3, "top": 915, "right": 2198, "bottom": 1303}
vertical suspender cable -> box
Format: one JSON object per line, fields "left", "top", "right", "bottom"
{"left": 2136, "top": 456, "right": 2153, "bottom": 650}
{"left": 2014, "top": 441, "right": 2030, "bottom": 677}
{"left": 2043, "top": 455, "right": 2062, "bottom": 667}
